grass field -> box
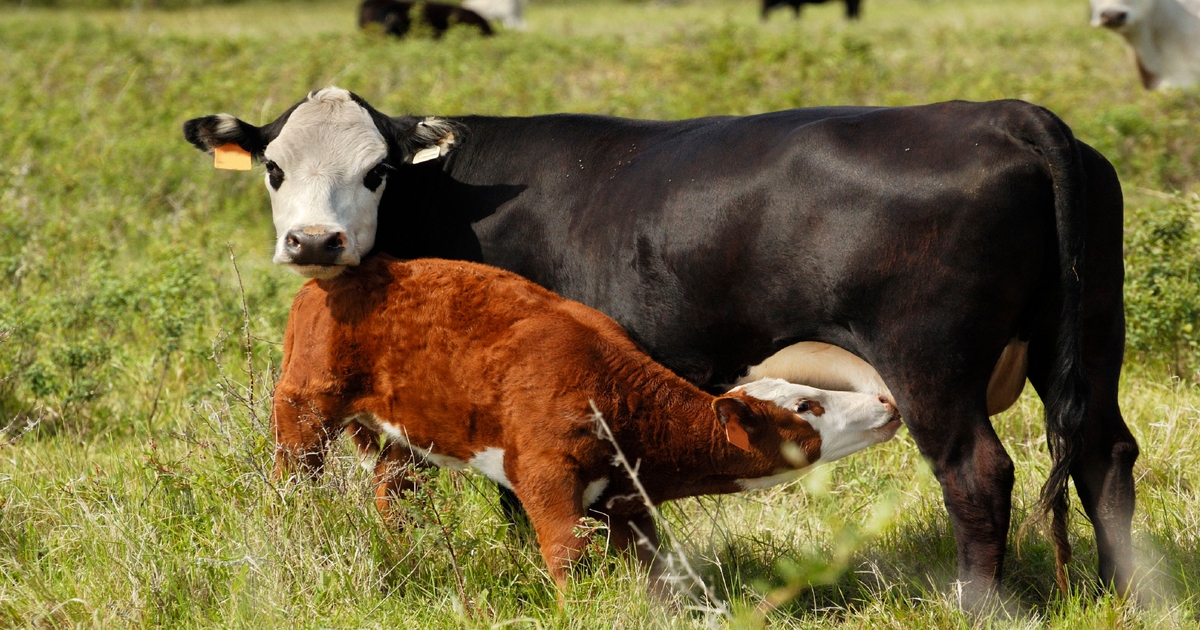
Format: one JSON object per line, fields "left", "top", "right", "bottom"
{"left": 1, "top": 0, "right": 1199, "bottom": 626}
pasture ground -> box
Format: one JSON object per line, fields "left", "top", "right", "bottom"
{"left": 0, "top": 0, "right": 1198, "bottom": 626}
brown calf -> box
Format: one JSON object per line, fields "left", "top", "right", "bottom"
{"left": 272, "top": 255, "right": 900, "bottom": 590}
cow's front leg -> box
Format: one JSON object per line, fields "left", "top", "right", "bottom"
{"left": 907, "top": 403, "right": 1014, "bottom": 603}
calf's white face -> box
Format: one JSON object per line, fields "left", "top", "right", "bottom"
{"left": 735, "top": 377, "right": 901, "bottom": 463}
{"left": 261, "top": 90, "right": 389, "bottom": 278}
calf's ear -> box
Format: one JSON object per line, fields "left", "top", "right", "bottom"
{"left": 713, "top": 396, "right": 757, "bottom": 452}
{"left": 182, "top": 114, "right": 267, "bottom": 158}
{"left": 393, "top": 116, "right": 464, "bottom": 165}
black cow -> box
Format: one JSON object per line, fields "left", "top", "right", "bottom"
{"left": 359, "top": 0, "right": 493, "bottom": 39}
{"left": 763, "top": 0, "right": 861, "bottom": 20}
{"left": 183, "top": 88, "right": 1137, "bottom": 602}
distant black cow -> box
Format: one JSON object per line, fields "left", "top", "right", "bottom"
{"left": 763, "top": 0, "right": 861, "bottom": 20}
{"left": 359, "top": 0, "right": 493, "bottom": 38}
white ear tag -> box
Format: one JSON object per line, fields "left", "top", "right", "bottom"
{"left": 412, "top": 146, "right": 441, "bottom": 164}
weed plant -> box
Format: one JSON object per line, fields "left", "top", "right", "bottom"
{"left": 0, "top": 0, "right": 1198, "bottom": 626}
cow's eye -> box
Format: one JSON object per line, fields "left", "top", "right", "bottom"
{"left": 796, "top": 401, "right": 811, "bottom": 413}
{"left": 263, "top": 160, "right": 284, "bottom": 190}
{"left": 364, "top": 162, "right": 392, "bottom": 192}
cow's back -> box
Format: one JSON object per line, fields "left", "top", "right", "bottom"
{"left": 439, "top": 101, "right": 1065, "bottom": 384}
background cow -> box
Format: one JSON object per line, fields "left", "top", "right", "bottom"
{"left": 359, "top": 0, "right": 494, "bottom": 38}
{"left": 762, "top": 0, "right": 861, "bottom": 20}
{"left": 183, "top": 88, "right": 1138, "bottom": 602}
{"left": 463, "top": 0, "right": 525, "bottom": 30}
{"left": 1091, "top": 0, "right": 1200, "bottom": 89}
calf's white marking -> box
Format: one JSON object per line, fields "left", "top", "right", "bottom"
{"left": 582, "top": 478, "right": 609, "bottom": 508}
{"left": 469, "top": 447, "right": 513, "bottom": 489}
{"left": 375, "top": 419, "right": 468, "bottom": 469}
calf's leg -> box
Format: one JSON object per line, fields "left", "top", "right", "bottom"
{"left": 512, "top": 467, "right": 589, "bottom": 590}
{"left": 605, "top": 511, "right": 672, "bottom": 598}
{"left": 271, "top": 395, "right": 338, "bottom": 480}
{"left": 372, "top": 441, "right": 422, "bottom": 521}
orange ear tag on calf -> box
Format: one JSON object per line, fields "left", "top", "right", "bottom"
{"left": 725, "top": 418, "right": 752, "bottom": 452}
{"left": 214, "top": 143, "right": 252, "bottom": 171}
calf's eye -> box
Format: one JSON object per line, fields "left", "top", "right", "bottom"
{"left": 796, "top": 401, "right": 811, "bottom": 413}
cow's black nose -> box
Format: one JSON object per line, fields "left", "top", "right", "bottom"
{"left": 284, "top": 229, "right": 347, "bottom": 265}
{"left": 1099, "top": 9, "right": 1127, "bottom": 27}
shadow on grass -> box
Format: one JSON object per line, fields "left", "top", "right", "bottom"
{"left": 689, "top": 505, "right": 1197, "bottom": 623}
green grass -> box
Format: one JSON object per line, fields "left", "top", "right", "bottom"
{"left": 0, "top": 0, "right": 1198, "bottom": 626}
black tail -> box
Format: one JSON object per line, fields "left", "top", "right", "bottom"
{"left": 1020, "top": 105, "right": 1090, "bottom": 594}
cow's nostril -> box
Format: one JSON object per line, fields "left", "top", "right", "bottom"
{"left": 324, "top": 232, "right": 347, "bottom": 251}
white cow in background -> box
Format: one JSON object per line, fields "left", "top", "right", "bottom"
{"left": 463, "top": 0, "right": 526, "bottom": 30}
{"left": 1091, "top": 0, "right": 1200, "bottom": 89}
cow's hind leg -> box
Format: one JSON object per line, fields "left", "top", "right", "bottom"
{"left": 903, "top": 394, "right": 1015, "bottom": 602}
{"left": 1026, "top": 271, "right": 1137, "bottom": 593}
{"left": 1026, "top": 330, "right": 1137, "bottom": 594}
{"left": 1026, "top": 147, "right": 1138, "bottom": 595}
{"left": 1059, "top": 364, "right": 1136, "bottom": 594}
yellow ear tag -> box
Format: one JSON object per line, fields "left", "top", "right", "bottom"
{"left": 725, "top": 418, "right": 752, "bottom": 452}
{"left": 214, "top": 143, "right": 252, "bottom": 171}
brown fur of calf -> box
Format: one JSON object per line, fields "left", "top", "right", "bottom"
{"left": 358, "top": 0, "right": 493, "bottom": 38}
{"left": 273, "top": 255, "right": 822, "bottom": 590}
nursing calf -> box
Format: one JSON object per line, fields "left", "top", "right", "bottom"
{"left": 273, "top": 255, "right": 900, "bottom": 590}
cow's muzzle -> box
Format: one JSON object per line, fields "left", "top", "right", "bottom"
{"left": 283, "top": 228, "right": 348, "bottom": 267}
{"left": 1099, "top": 9, "right": 1128, "bottom": 28}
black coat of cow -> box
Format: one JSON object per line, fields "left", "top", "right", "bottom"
{"left": 762, "top": 0, "right": 861, "bottom": 20}
{"left": 184, "top": 96, "right": 1138, "bottom": 600}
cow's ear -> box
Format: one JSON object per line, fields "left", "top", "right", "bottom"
{"left": 713, "top": 396, "right": 759, "bottom": 452}
{"left": 395, "top": 116, "right": 463, "bottom": 165}
{"left": 182, "top": 114, "right": 266, "bottom": 157}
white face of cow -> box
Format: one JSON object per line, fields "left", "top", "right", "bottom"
{"left": 260, "top": 89, "right": 388, "bottom": 278}
{"left": 734, "top": 377, "right": 902, "bottom": 463}
{"left": 1090, "top": 0, "right": 1153, "bottom": 29}
{"left": 183, "top": 87, "right": 461, "bottom": 280}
